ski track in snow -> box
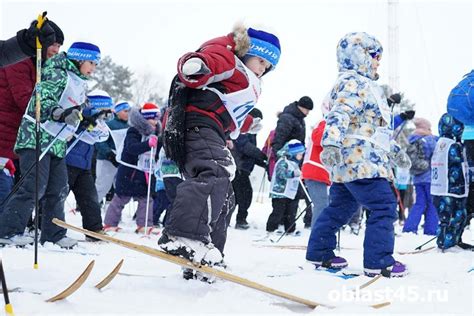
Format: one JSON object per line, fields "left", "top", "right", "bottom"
{"left": 1, "top": 194, "right": 472, "bottom": 315}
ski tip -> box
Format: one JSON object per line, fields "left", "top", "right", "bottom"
{"left": 33, "top": 263, "right": 39, "bottom": 270}
{"left": 5, "top": 303, "right": 14, "bottom": 315}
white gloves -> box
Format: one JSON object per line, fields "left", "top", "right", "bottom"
{"left": 182, "top": 57, "right": 210, "bottom": 76}
{"left": 247, "top": 117, "right": 263, "bottom": 134}
{"left": 320, "top": 146, "right": 342, "bottom": 166}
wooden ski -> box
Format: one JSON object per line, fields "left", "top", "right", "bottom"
{"left": 54, "top": 219, "right": 391, "bottom": 310}
{"left": 357, "top": 274, "right": 382, "bottom": 290}
{"left": 95, "top": 259, "right": 124, "bottom": 290}
{"left": 45, "top": 260, "right": 95, "bottom": 302}
{"left": 53, "top": 219, "right": 326, "bottom": 309}
{"left": 397, "top": 246, "right": 435, "bottom": 255}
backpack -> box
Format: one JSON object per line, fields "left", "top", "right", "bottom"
{"left": 406, "top": 137, "right": 430, "bottom": 175}
{"left": 163, "top": 75, "right": 188, "bottom": 173}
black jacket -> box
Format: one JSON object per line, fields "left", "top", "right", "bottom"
{"left": 0, "top": 36, "right": 28, "bottom": 67}
{"left": 231, "top": 134, "right": 267, "bottom": 173}
{"left": 272, "top": 102, "right": 307, "bottom": 155}
{"left": 185, "top": 83, "right": 232, "bottom": 141}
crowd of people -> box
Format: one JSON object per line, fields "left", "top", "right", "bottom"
{"left": 0, "top": 17, "right": 472, "bottom": 283}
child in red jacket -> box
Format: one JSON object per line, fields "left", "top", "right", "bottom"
{"left": 160, "top": 23, "right": 281, "bottom": 272}
{"left": 302, "top": 120, "right": 330, "bottom": 227}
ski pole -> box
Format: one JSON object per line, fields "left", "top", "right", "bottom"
{"left": 299, "top": 179, "right": 314, "bottom": 207}
{"left": 65, "top": 129, "right": 87, "bottom": 156}
{"left": 34, "top": 11, "right": 47, "bottom": 270}
{"left": 393, "top": 120, "right": 408, "bottom": 141}
{"left": 414, "top": 236, "right": 436, "bottom": 251}
{"left": 0, "top": 124, "right": 67, "bottom": 209}
{"left": 0, "top": 259, "right": 14, "bottom": 315}
{"left": 270, "top": 202, "right": 311, "bottom": 243}
{"left": 143, "top": 146, "right": 155, "bottom": 237}
{"left": 256, "top": 171, "right": 266, "bottom": 203}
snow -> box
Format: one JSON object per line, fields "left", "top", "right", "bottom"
{"left": 1, "top": 190, "right": 473, "bottom": 316}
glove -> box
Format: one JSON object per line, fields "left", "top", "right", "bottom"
{"left": 320, "top": 146, "right": 342, "bottom": 166}
{"left": 387, "top": 93, "right": 402, "bottom": 107}
{"left": 247, "top": 117, "right": 263, "bottom": 134}
{"left": 293, "top": 168, "right": 301, "bottom": 177}
{"left": 400, "top": 110, "right": 415, "bottom": 120}
{"left": 17, "top": 20, "right": 56, "bottom": 57}
{"left": 181, "top": 57, "right": 210, "bottom": 76}
{"left": 107, "top": 152, "right": 119, "bottom": 167}
{"left": 148, "top": 135, "right": 158, "bottom": 148}
{"left": 52, "top": 106, "right": 82, "bottom": 126}
{"left": 389, "top": 150, "right": 412, "bottom": 169}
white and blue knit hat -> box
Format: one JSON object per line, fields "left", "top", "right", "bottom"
{"left": 287, "top": 139, "right": 305, "bottom": 156}
{"left": 67, "top": 42, "right": 101, "bottom": 64}
{"left": 114, "top": 101, "right": 131, "bottom": 114}
{"left": 246, "top": 28, "right": 281, "bottom": 70}
{"left": 84, "top": 90, "right": 113, "bottom": 117}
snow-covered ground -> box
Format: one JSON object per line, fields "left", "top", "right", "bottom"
{"left": 1, "top": 191, "right": 473, "bottom": 316}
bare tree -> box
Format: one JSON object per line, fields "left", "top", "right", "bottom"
{"left": 132, "top": 70, "right": 166, "bottom": 107}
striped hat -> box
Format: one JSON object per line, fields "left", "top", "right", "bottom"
{"left": 287, "top": 139, "right": 305, "bottom": 156}
{"left": 114, "top": 101, "right": 131, "bottom": 113}
{"left": 67, "top": 42, "right": 101, "bottom": 64}
{"left": 140, "top": 102, "right": 160, "bottom": 119}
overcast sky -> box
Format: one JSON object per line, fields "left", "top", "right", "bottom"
{"left": 1, "top": 0, "right": 472, "bottom": 141}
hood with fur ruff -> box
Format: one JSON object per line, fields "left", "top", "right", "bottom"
{"left": 128, "top": 107, "right": 158, "bottom": 136}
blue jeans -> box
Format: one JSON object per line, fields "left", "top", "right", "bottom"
{"left": 304, "top": 180, "right": 329, "bottom": 227}
{"left": 0, "top": 170, "right": 13, "bottom": 214}
{"left": 306, "top": 178, "right": 397, "bottom": 269}
{"left": 403, "top": 182, "right": 439, "bottom": 235}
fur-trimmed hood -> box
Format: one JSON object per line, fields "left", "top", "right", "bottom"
{"left": 199, "top": 23, "right": 251, "bottom": 58}
{"left": 128, "top": 107, "right": 156, "bottom": 136}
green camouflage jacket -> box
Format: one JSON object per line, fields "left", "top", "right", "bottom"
{"left": 14, "top": 52, "right": 88, "bottom": 158}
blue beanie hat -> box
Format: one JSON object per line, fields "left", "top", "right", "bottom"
{"left": 114, "top": 101, "right": 131, "bottom": 114}
{"left": 68, "top": 42, "right": 101, "bottom": 64}
{"left": 246, "top": 28, "right": 281, "bottom": 69}
{"left": 287, "top": 139, "right": 305, "bottom": 156}
{"left": 84, "top": 90, "right": 113, "bottom": 117}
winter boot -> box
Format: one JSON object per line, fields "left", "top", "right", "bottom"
{"left": 0, "top": 234, "right": 34, "bottom": 247}
{"left": 85, "top": 229, "right": 107, "bottom": 242}
{"left": 364, "top": 261, "right": 408, "bottom": 278}
{"left": 309, "top": 256, "right": 348, "bottom": 270}
{"left": 103, "top": 225, "right": 122, "bottom": 233}
{"left": 53, "top": 236, "right": 78, "bottom": 249}
{"left": 235, "top": 220, "right": 250, "bottom": 230}
{"left": 158, "top": 233, "right": 223, "bottom": 265}
{"left": 182, "top": 268, "right": 195, "bottom": 280}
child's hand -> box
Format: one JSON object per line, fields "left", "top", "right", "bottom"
{"left": 182, "top": 57, "right": 210, "bottom": 76}
{"left": 148, "top": 135, "right": 158, "bottom": 148}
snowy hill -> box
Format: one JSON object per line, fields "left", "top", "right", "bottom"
{"left": 1, "top": 193, "right": 473, "bottom": 316}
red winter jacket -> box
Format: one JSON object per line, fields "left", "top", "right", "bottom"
{"left": 177, "top": 33, "right": 253, "bottom": 137}
{"left": 301, "top": 120, "right": 330, "bottom": 185}
{"left": 0, "top": 58, "right": 35, "bottom": 159}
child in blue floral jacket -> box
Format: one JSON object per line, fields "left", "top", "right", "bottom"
{"left": 266, "top": 139, "right": 305, "bottom": 234}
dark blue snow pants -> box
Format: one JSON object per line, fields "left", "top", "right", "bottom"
{"left": 306, "top": 178, "right": 397, "bottom": 269}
